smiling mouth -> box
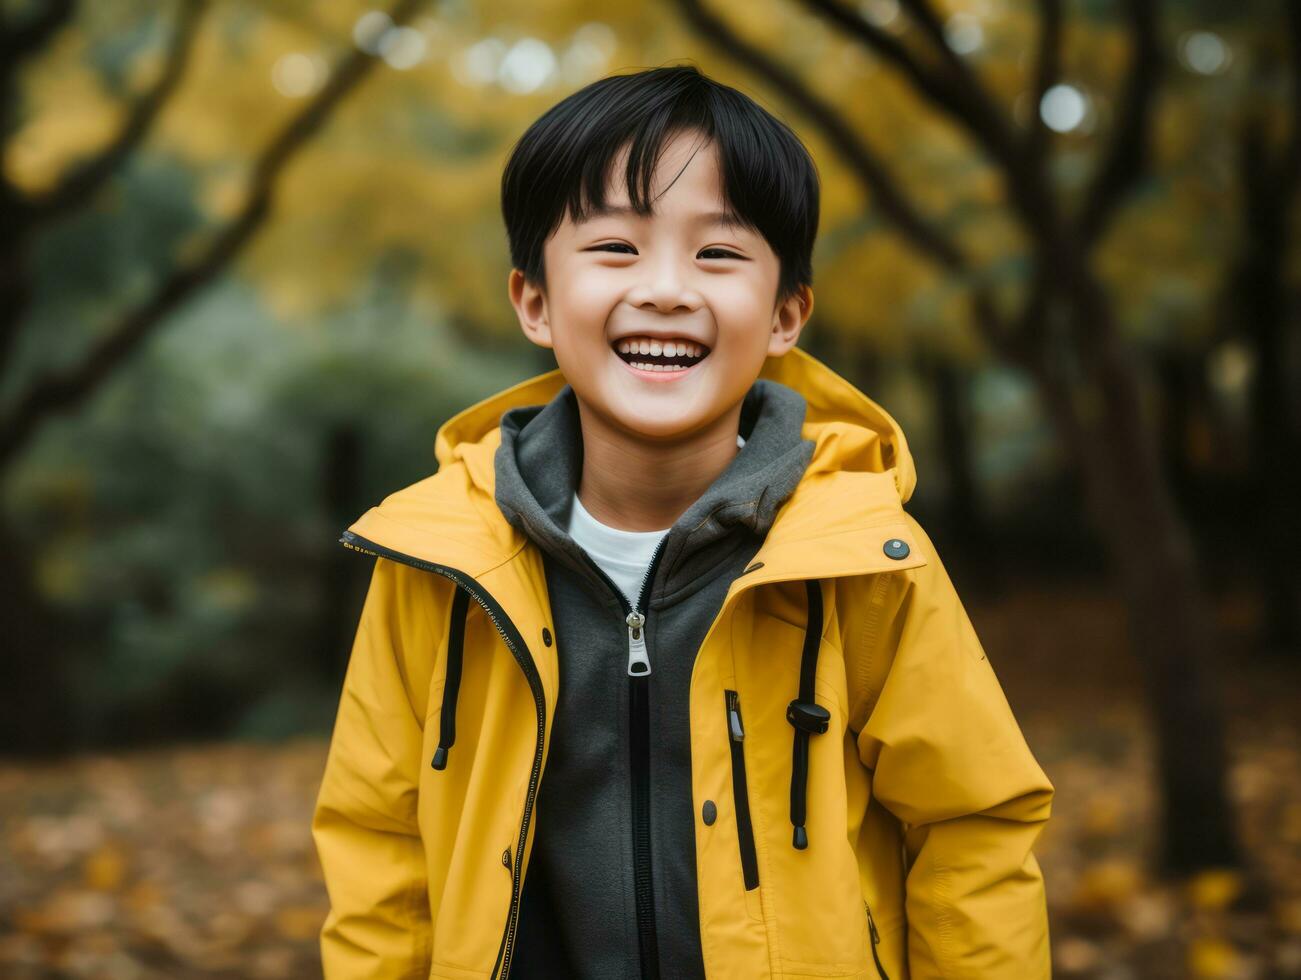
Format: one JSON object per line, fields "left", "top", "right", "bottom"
{"left": 611, "top": 337, "right": 711, "bottom": 373}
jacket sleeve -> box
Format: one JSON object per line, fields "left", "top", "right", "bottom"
{"left": 312, "top": 556, "right": 435, "bottom": 979}
{"left": 856, "top": 513, "right": 1054, "bottom": 979}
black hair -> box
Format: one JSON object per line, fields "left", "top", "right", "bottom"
{"left": 500, "top": 63, "right": 820, "bottom": 306}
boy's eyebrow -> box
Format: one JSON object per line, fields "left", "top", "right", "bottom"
{"left": 581, "top": 203, "right": 748, "bottom": 230}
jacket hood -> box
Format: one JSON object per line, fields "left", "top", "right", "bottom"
{"left": 493, "top": 378, "right": 815, "bottom": 607}
{"left": 343, "top": 346, "right": 920, "bottom": 582}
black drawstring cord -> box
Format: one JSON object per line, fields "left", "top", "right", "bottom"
{"left": 786, "top": 579, "right": 829, "bottom": 849}
{"left": 431, "top": 586, "right": 470, "bottom": 770}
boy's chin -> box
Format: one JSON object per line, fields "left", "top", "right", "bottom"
{"left": 603, "top": 401, "right": 730, "bottom": 444}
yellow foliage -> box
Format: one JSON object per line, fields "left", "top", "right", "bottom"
{"left": 1072, "top": 857, "right": 1146, "bottom": 912}
{"left": 200, "top": 170, "right": 249, "bottom": 221}
{"left": 1278, "top": 898, "right": 1301, "bottom": 935}
{"left": 1188, "top": 937, "right": 1239, "bottom": 978}
{"left": 1283, "top": 803, "right": 1301, "bottom": 845}
{"left": 5, "top": 78, "right": 122, "bottom": 195}
{"left": 35, "top": 551, "right": 85, "bottom": 603}
{"left": 123, "top": 880, "right": 163, "bottom": 912}
{"left": 199, "top": 568, "right": 257, "bottom": 613}
{"left": 275, "top": 904, "right": 325, "bottom": 941}
{"left": 1186, "top": 869, "right": 1244, "bottom": 912}
{"left": 158, "top": 13, "right": 327, "bottom": 161}
{"left": 1083, "top": 793, "right": 1125, "bottom": 837}
{"left": 83, "top": 846, "right": 127, "bottom": 892}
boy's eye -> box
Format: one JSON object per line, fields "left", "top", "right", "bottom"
{"left": 590, "top": 243, "right": 743, "bottom": 260}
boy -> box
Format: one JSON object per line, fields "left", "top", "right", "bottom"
{"left": 314, "top": 65, "right": 1054, "bottom": 980}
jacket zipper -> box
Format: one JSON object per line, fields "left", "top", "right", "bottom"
{"left": 864, "top": 899, "right": 889, "bottom": 980}
{"left": 339, "top": 530, "right": 543, "bottom": 980}
{"left": 724, "top": 689, "right": 760, "bottom": 890}
{"left": 578, "top": 534, "right": 669, "bottom": 979}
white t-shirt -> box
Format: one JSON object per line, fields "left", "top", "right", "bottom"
{"left": 568, "top": 433, "right": 746, "bottom": 609}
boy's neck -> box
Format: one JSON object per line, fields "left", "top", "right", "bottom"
{"left": 574, "top": 399, "right": 745, "bottom": 533}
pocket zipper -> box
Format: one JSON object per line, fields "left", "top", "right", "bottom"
{"left": 864, "top": 900, "right": 890, "bottom": 980}
{"left": 724, "top": 689, "right": 760, "bottom": 890}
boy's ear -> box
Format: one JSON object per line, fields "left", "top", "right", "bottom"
{"left": 767, "top": 284, "right": 814, "bottom": 357}
{"left": 508, "top": 268, "right": 553, "bottom": 349}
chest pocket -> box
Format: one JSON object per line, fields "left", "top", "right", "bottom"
{"left": 732, "top": 580, "right": 871, "bottom": 973}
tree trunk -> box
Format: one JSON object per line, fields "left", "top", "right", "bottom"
{"left": 0, "top": 519, "right": 71, "bottom": 756}
{"left": 317, "top": 423, "right": 368, "bottom": 683}
{"left": 921, "top": 350, "right": 989, "bottom": 559}
{"left": 1032, "top": 278, "right": 1241, "bottom": 872}
{"left": 1239, "top": 128, "right": 1301, "bottom": 658}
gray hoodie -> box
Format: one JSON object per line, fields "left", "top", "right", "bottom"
{"left": 493, "top": 378, "right": 815, "bottom": 980}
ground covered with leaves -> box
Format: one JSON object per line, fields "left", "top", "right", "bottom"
{"left": 1, "top": 585, "right": 1298, "bottom": 978}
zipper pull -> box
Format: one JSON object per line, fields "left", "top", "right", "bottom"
{"left": 727, "top": 691, "right": 744, "bottom": 741}
{"left": 864, "top": 900, "right": 880, "bottom": 944}
{"left": 626, "top": 610, "right": 651, "bottom": 676}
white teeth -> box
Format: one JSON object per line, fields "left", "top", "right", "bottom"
{"left": 614, "top": 337, "right": 710, "bottom": 362}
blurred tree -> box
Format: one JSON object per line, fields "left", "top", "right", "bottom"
{"left": 0, "top": 0, "right": 428, "bottom": 754}
{"left": 1221, "top": 14, "right": 1301, "bottom": 657}
{"left": 670, "top": 0, "right": 1277, "bottom": 875}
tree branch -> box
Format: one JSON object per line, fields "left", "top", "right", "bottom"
{"left": 0, "top": 0, "right": 429, "bottom": 468}
{"left": 0, "top": 0, "right": 76, "bottom": 70}
{"left": 805, "top": 0, "right": 1056, "bottom": 239}
{"left": 1024, "top": 0, "right": 1064, "bottom": 169}
{"left": 1276, "top": 0, "right": 1301, "bottom": 195}
{"left": 797, "top": 0, "right": 967, "bottom": 123}
{"left": 670, "top": 0, "right": 966, "bottom": 269}
{"left": 1078, "top": 0, "right": 1160, "bottom": 248}
{"left": 970, "top": 261, "right": 1049, "bottom": 374}
{"left": 23, "top": 0, "right": 208, "bottom": 226}
{"left": 891, "top": 0, "right": 1029, "bottom": 178}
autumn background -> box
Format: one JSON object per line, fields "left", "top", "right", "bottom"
{"left": 1, "top": 0, "right": 1298, "bottom": 977}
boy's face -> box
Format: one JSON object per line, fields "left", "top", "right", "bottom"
{"left": 508, "top": 129, "right": 812, "bottom": 445}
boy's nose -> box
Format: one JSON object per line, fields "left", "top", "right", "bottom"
{"left": 626, "top": 272, "right": 705, "bottom": 315}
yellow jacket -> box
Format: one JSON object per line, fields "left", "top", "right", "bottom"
{"left": 313, "top": 346, "right": 1054, "bottom": 979}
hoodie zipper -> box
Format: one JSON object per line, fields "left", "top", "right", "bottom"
{"left": 864, "top": 900, "right": 889, "bottom": 980}
{"left": 339, "top": 530, "right": 542, "bottom": 980}
{"left": 578, "top": 534, "right": 669, "bottom": 979}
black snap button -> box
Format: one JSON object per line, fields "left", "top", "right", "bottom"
{"left": 542, "top": 627, "right": 552, "bottom": 647}
{"left": 883, "top": 538, "right": 910, "bottom": 560}
{"left": 702, "top": 800, "right": 716, "bottom": 825}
